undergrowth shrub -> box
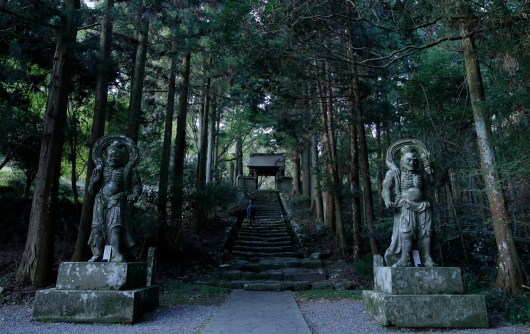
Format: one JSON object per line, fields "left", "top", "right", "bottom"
{"left": 486, "top": 290, "right": 530, "bottom": 324}
{"left": 354, "top": 253, "right": 373, "bottom": 277}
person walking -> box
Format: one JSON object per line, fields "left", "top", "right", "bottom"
{"left": 246, "top": 200, "right": 256, "bottom": 227}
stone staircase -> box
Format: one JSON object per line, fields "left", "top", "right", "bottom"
{"left": 214, "top": 190, "right": 327, "bottom": 291}
{"left": 232, "top": 190, "right": 296, "bottom": 259}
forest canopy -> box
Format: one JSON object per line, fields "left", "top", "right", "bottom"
{"left": 0, "top": 0, "right": 529, "bottom": 296}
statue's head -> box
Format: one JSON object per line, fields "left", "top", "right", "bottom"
{"left": 107, "top": 141, "right": 126, "bottom": 167}
{"left": 400, "top": 146, "right": 419, "bottom": 172}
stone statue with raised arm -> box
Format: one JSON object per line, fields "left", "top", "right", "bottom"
{"left": 88, "top": 135, "right": 142, "bottom": 262}
{"left": 382, "top": 139, "right": 444, "bottom": 267}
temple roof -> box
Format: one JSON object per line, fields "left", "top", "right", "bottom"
{"left": 247, "top": 154, "right": 285, "bottom": 169}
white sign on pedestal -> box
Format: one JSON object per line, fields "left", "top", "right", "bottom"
{"left": 412, "top": 250, "right": 422, "bottom": 266}
{"left": 103, "top": 245, "right": 112, "bottom": 261}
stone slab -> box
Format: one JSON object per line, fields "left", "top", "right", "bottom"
{"left": 244, "top": 282, "right": 282, "bottom": 291}
{"left": 33, "top": 286, "right": 159, "bottom": 323}
{"left": 56, "top": 262, "right": 147, "bottom": 291}
{"left": 362, "top": 290, "right": 488, "bottom": 328}
{"left": 201, "top": 289, "right": 311, "bottom": 333}
{"left": 374, "top": 266, "right": 463, "bottom": 295}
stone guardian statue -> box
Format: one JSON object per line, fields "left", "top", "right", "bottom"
{"left": 382, "top": 139, "right": 443, "bottom": 267}
{"left": 88, "top": 135, "right": 142, "bottom": 262}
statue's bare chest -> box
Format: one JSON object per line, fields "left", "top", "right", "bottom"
{"left": 401, "top": 172, "right": 423, "bottom": 200}
{"left": 102, "top": 167, "right": 125, "bottom": 196}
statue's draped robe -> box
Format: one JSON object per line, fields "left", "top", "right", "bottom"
{"left": 383, "top": 168, "right": 433, "bottom": 266}
{"left": 88, "top": 166, "right": 140, "bottom": 261}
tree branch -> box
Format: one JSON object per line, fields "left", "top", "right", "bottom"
{"left": 357, "top": 31, "right": 478, "bottom": 68}
{"left": 0, "top": 5, "right": 59, "bottom": 29}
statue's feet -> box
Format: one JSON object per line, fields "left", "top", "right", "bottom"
{"left": 423, "top": 256, "right": 438, "bottom": 267}
{"left": 88, "top": 255, "right": 102, "bottom": 262}
{"left": 113, "top": 253, "right": 125, "bottom": 262}
{"left": 392, "top": 258, "right": 413, "bottom": 267}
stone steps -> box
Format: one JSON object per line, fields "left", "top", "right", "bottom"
{"left": 233, "top": 245, "right": 295, "bottom": 253}
{"left": 232, "top": 251, "right": 297, "bottom": 259}
{"left": 235, "top": 236, "right": 292, "bottom": 243}
{"left": 235, "top": 240, "right": 293, "bottom": 247}
{"left": 217, "top": 191, "right": 326, "bottom": 291}
{"left": 221, "top": 267, "right": 326, "bottom": 282}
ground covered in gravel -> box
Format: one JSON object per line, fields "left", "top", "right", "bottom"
{"left": 298, "top": 299, "right": 530, "bottom": 334}
{"left": 1, "top": 299, "right": 529, "bottom": 334}
{"left": 0, "top": 304, "right": 217, "bottom": 334}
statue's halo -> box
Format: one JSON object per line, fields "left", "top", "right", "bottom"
{"left": 385, "top": 138, "right": 430, "bottom": 172}
{"left": 92, "top": 135, "right": 139, "bottom": 167}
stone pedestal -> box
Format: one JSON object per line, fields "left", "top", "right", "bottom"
{"left": 363, "top": 261, "right": 488, "bottom": 328}
{"left": 33, "top": 261, "right": 159, "bottom": 323}
{"left": 278, "top": 176, "right": 293, "bottom": 193}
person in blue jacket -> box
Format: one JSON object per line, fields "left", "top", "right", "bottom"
{"left": 246, "top": 200, "right": 256, "bottom": 227}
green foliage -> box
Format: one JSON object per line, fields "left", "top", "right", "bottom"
{"left": 294, "top": 289, "right": 362, "bottom": 302}
{"left": 188, "top": 182, "right": 239, "bottom": 229}
{"left": 0, "top": 168, "right": 25, "bottom": 196}
{"left": 486, "top": 290, "right": 530, "bottom": 325}
{"left": 353, "top": 253, "right": 373, "bottom": 277}
{"left": 159, "top": 281, "right": 231, "bottom": 306}
{"left": 314, "top": 222, "right": 333, "bottom": 238}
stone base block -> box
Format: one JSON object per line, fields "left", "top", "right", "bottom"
{"left": 374, "top": 267, "right": 463, "bottom": 295}
{"left": 362, "top": 290, "right": 488, "bottom": 328}
{"left": 56, "top": 262, "right": 147, "bottom": 290}
{"left": 33, "top": 286, "right": 159, "bottom": 323}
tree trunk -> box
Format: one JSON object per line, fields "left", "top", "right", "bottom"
{"left": 345, "top": 20, "right": 364, "bottom": 260}
{"left": 348, "top": 94, "right": 363, "bottom": 261}
{"left": 323, "top": 61, "right": 346, "bottom": 252}
{"left": 376, "top": 122, "right": 384, "bottom": 221}
{"left": 69, "top": 110, "right": 79, "bottom": 203}
{"left": 293, "top": 149, "right": 301, "bottom": 194}
{"left": 126, "top": 18, "right": 149, "bottom": 144}
{"left": 170, "top": 52, "right": 191, "bottom": 249}
{"left": 212, "top": 95, "right": 220, "bottom": 182}
{"left": 23, "top": 173, "right": 33, "bottom": 199}
{"left": 206, "top": 87, "right": 216, "bottom": 183}
{"left": 315, "top": 62, "right": 335, "bottom": 233}
{"left": 236, "top": 138, "right": 243, "bottom": 179}
{"left": 323, "top": 190, "right": 335, "bottom": 232}
{"left": 16, "top": 0, "right": 80, "bottom": 286}
{"left": 302, "top": 140, "right": 311, "bottom": 197}
{"left": 353, "top": 64, "right": 379, "bottom": 256}
{"left": 460, "top": 19, "right": 524, "bottom": 293}
{"left": 197, "top": 63, "right": 210, "bottom": 187}
{"left": 72, "top": 0, "right": 113, "bottom": 261}
{"left": 311, "top": 133, "right": 324, "bottom": 222}
{"left": 157, "top": 41, "right": 178, "bottom": 225}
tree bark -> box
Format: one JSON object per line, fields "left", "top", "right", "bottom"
{"left": 292, "top": 148, "right": 301, "bottom": 194}
{"left": 349, "top": 99, "right": 364, "bottom": 261}
{"left": 206, "top": 87, "right": 216, "bottom": 183}
{"left": 69, "top": 110, "right": 79, "bottom": 203}
{"left": 460, "top": 18, "right": 524, "bottom": 293}
{"left": 157, "top": 41, "right": 178, "bottom": 225}
{"left": 197, "top": 61, "right": 211, "bottom": 187}
{"left": 302, "top": 140, "right": 311, "bottom": 197}
{"left": 315, "top": 62, "right": 335, "bottom": 233}
{"left": 345, "top": 18, "right": 364, "bottom": 260}
{"left": 353, "top": 63, "right": 379, "bottom": 256}
{"left": 320, "top": 61, "right": 346, "bottom": 252}
{"left": 311, "top": 133, "right": 324, "bottom": 222}
{"left": 126, "top": 17, "right": 149, "bottom": 144}
{"left": 16, "top": 0, "right": 80, "bottom": 286}
{"left": 170, "top": 52, "right": 191, "bottom": 249}
{"left": 72, "top": 0, "right": 114, "bottom": 261}
{"left": 235, "top": 138, "right": 243, "bottom": 179}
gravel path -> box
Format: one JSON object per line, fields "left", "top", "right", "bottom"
{"left": 0, "top": 304, "right": 216, "bottom": 334}
{"left": 1, "top": 300, "right": 528, "bottom": 334}
{"left": 298, "top": 299, "right": 530, "bottom": 334}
